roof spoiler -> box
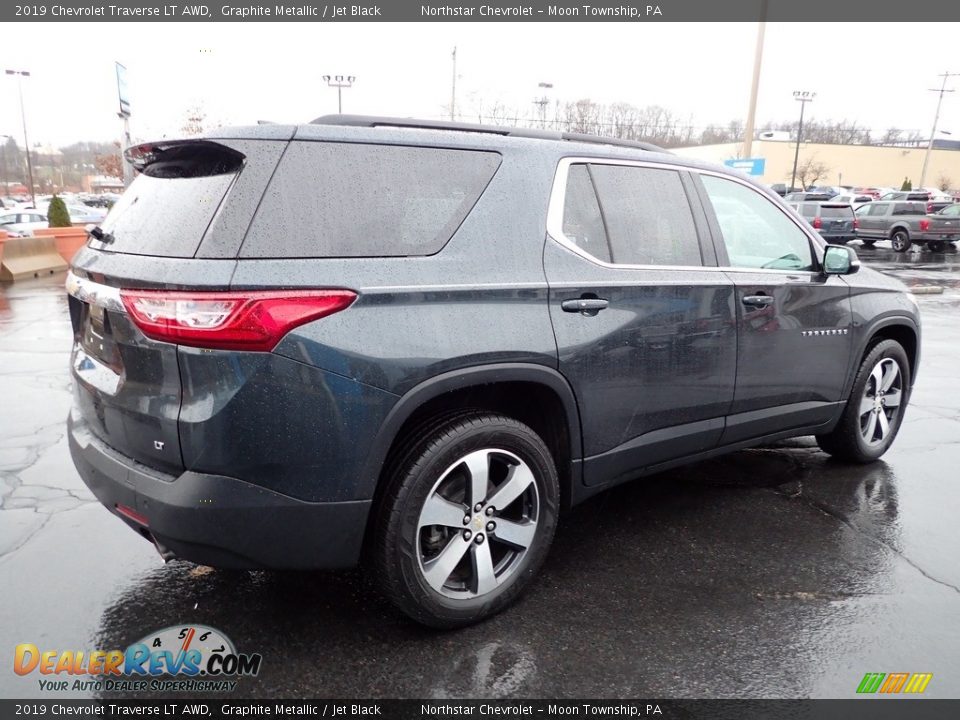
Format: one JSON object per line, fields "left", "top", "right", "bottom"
{"left": 124, "top": 139, "right": 245, "bottom": 175}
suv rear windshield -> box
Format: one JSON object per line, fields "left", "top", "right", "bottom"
{"left": 93, "top": 144, "right": 241, "bottom": 257}
{"left": 240, "top": 142, "right": 501, "bottom": 258}
{"left": 820, "top": 205, "right": 854, "bottom": 218}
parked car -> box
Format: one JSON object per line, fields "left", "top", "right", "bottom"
{"left": 0, "top": 210, "right": 48, "bottom": 236}
{"left": 923, "top": 203, "right": 960, "bottom": 247}
{"left": 66, "top": 116, "right": 921, "bottom": 628}
{"left": 877, "top": 190, "right": 951, "bottom": 213}
{"left": 832, "top": 194, "right": 874, "bottom": 208}
{"left": 805, "top": 186, "right": 842, "bottom": 198}
{"left": 784, "top": 192, "right": 834, "bottom": 202}
{"left": 853, "top": 187, "right": 883, "bottom": 200}
{"left": 792, "top": 202, "right": 858, "bottom": 243}
{"left": 855, "top": 200, "right": 955, "bottom": 251}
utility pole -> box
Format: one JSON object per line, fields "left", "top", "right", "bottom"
{"left": 742, "top": 0, "right": 768, "bottom": 159}
{"left": 0, "top": 134, "right": 9, "bottom": 199}
{"left": 790, "top": 90, "right": 815, "bottom": 191}
{"left": 6, "top": 69, "right": 36, "bottom": 206}
{"left": 450, "top": 47, "right": 457, "bottom": 122}
{"left": 533, "top": 82, "right": 553, "bottom": 129}
{"left": 322, "top": 75, "right": 355, "bottom": 114}
{"left": 918, "top": 71, "right": 957, "bottom": 190}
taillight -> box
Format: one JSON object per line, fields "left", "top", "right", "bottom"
{"left": 853, "top": 218, "right": 859, "bottom": 230}
{"left": 927, "top": 203, "right": 934, "bottom": 213}
{"left": 812, "top": 216, "right": 822, "bottom": 229}
{"left": 120, "top": 289, "right": 357, "bottom": 351}
{"left": 919, "top": 219, "right": 930, "bottom": 231}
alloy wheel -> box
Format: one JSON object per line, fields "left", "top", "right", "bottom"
{"left": 416, "top": 448, "right": 539, "bottom": 599}
{"left": 859, "top": 358, "right": 903, "bottom": 446}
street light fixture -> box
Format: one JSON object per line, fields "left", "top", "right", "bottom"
{"left": 5, "top": 69, "right": 36, "bottom": 206}
{"left": 322, "top": 75, "right": 355, "bottom": 114}
{"left": 790, "top": 90, "right": 815, "bottom": 192}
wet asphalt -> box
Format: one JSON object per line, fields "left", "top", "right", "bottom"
{"left": 1, "top": 242, "right": 959, "bottom": 700}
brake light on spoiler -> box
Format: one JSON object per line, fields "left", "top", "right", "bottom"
{"left": 120, "top": 289, "right": 357, "bottom": 351}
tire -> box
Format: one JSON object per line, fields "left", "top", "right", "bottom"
{"left": 816, "top": 340, "right": 910, "bottom": 463}
{"left": 928, "top": 240, "right": 946, "bottom": 253}
{"left": 372, "top": 412, "right": 560, "bottom": 628}
{"left": 860, "top": 239, "right": 876, "bottom": 247}
{"left": 890, "top": 229, "right": 911, "bottom": 252}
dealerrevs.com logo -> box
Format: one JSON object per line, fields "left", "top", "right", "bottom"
{"left": 14, "top": 625, "right": 262, "bottom": 693}
{"left": 856, "top": 672, "right": 933, "bottom": 694}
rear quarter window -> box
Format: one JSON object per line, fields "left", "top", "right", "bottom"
{"left": 240, "top": 142, "right": 501, "bottom": 258}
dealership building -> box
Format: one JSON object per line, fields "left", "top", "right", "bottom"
{"left": 673, "top": 139, "right": 960, "bottom": 191}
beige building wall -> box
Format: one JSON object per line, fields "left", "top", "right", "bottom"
{"left": 672, "top": 140, "right": 960, "bottom": 191}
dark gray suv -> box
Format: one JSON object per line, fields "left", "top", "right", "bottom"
{"left": 67, "top": 116, "right": 921, "bottom": 628}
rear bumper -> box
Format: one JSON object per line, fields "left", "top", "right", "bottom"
{"left": 68, "top": 412, "right": 371, "bottom": 570}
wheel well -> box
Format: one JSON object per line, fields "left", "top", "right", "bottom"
{"left": 374, "top": 381, "right": 575, "bottom": 513}
{"left": 889, "top": 225, "right": 909, "bottom": 238}
{"left": 864, "top": 324, "right": 918, "bottom": 381}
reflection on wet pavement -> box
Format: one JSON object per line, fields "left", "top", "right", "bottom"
{"left": 1, "top": 256, "right": 959, "bottom": 699}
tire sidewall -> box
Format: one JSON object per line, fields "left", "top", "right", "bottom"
{"left": 389, "top": 418, "right": 559, "bottom": 625}
{"left": 891, "top": 230, "right": 910, "bottom": 252}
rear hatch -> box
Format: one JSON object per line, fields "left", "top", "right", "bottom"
{"left": 67, "top": 137, "right": 285, "bottom": 474}
{"left": 817, "top": 204, "right": 855, "bottom": 235}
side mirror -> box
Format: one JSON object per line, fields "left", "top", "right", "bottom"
{"left": 823, "top": 244, "right": 861, "bottom": 275}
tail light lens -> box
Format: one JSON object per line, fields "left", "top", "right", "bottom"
{"left": 919, "top": 219, "right": 930, "bottom": 231}
{"left": 927, "top": 203, "right": 934, "bottom": 213}
{"left": 812, "top": 216, "right": 822, "bottom": 229}
{"left": 120, "top": 289, "right": 357, "bottom": 351}
{"left": 853, "top": 218, "right": 859, "bottom": 230}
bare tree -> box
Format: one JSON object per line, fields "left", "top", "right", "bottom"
{"left": 794, "top": 156, "right": 830, "bottom": 189}
{"left": 937, "top": 173, "right": 953, "bottom": 192}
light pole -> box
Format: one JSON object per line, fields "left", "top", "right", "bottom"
{"left": 742, "top": 0, "right": 768, "bottom": 159}
{"left": 5, "top": 69, "right": 36, "bottom": 206}
{"left": 533, "top": 82, "right": 554, "bottom": 129}
{"left": 918, "top": 71, "right": 957, "bottom": 190}
{"left": 790, "top": 90, "right": 815, "bottom": 191}
{"left": 322, "top": 75, "right": 355, "bottom": 114}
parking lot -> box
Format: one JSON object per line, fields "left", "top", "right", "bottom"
{"left": 1, "top": 242, "right": 959, "bottom": 699}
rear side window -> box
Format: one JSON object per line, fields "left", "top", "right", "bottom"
{"left": 240, "top": 142, "right": 501, "bottom": 258}
{"left": 94, "top": 148, "right": 240, "bottom": 258}
{"left": 561, "top": 165, "right": 611, "bottom": 262}
{"left": 893, "top": 203, "right": 925, "bottom": 215}
{"left": 586, "top": 164, "right": 702, "bottom": 266}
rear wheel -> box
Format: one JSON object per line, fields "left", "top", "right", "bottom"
{"left": 816, "top": 340, "right": 910, "bottom": 463}
{"left": 928, "top": 240, "right": 946, "bottom": 253}
{"left": 860, "top": 239, "right": 876, "bottom": 247}
{"left": 891, "top": 229, "right": 911, "bottom": 252}
{"left": 372, "top": 413, "right": 559, "bottom": 628}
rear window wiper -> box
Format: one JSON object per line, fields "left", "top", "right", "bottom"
{"left": 87, "top": 225, "right": 114, "bottom": 244}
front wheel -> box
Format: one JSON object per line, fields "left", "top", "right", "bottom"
{"left": 891, "top": 229, "right": 911, "bottom": 252}
{"left": 372, "top": 413, "right": 559, "bottom": 628}
{"left": 816, "top": 340, "right": 910, "bottom": 463}
{"left": 860, "top": 239, "right": 876, "bottom": 247}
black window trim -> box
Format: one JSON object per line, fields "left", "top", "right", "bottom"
{"left": 546, "top": 156, "right": 715, "bottom": 271}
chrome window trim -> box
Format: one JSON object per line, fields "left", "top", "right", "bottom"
{"left": 65, "top": 271, "right": 126, "bottom": 314}
{"left": 545, "top": 156, "right": 824, "bottom": 276}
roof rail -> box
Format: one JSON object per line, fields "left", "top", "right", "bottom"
{"left": 310, "top": 114, "right": 670, "bottom": 154}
